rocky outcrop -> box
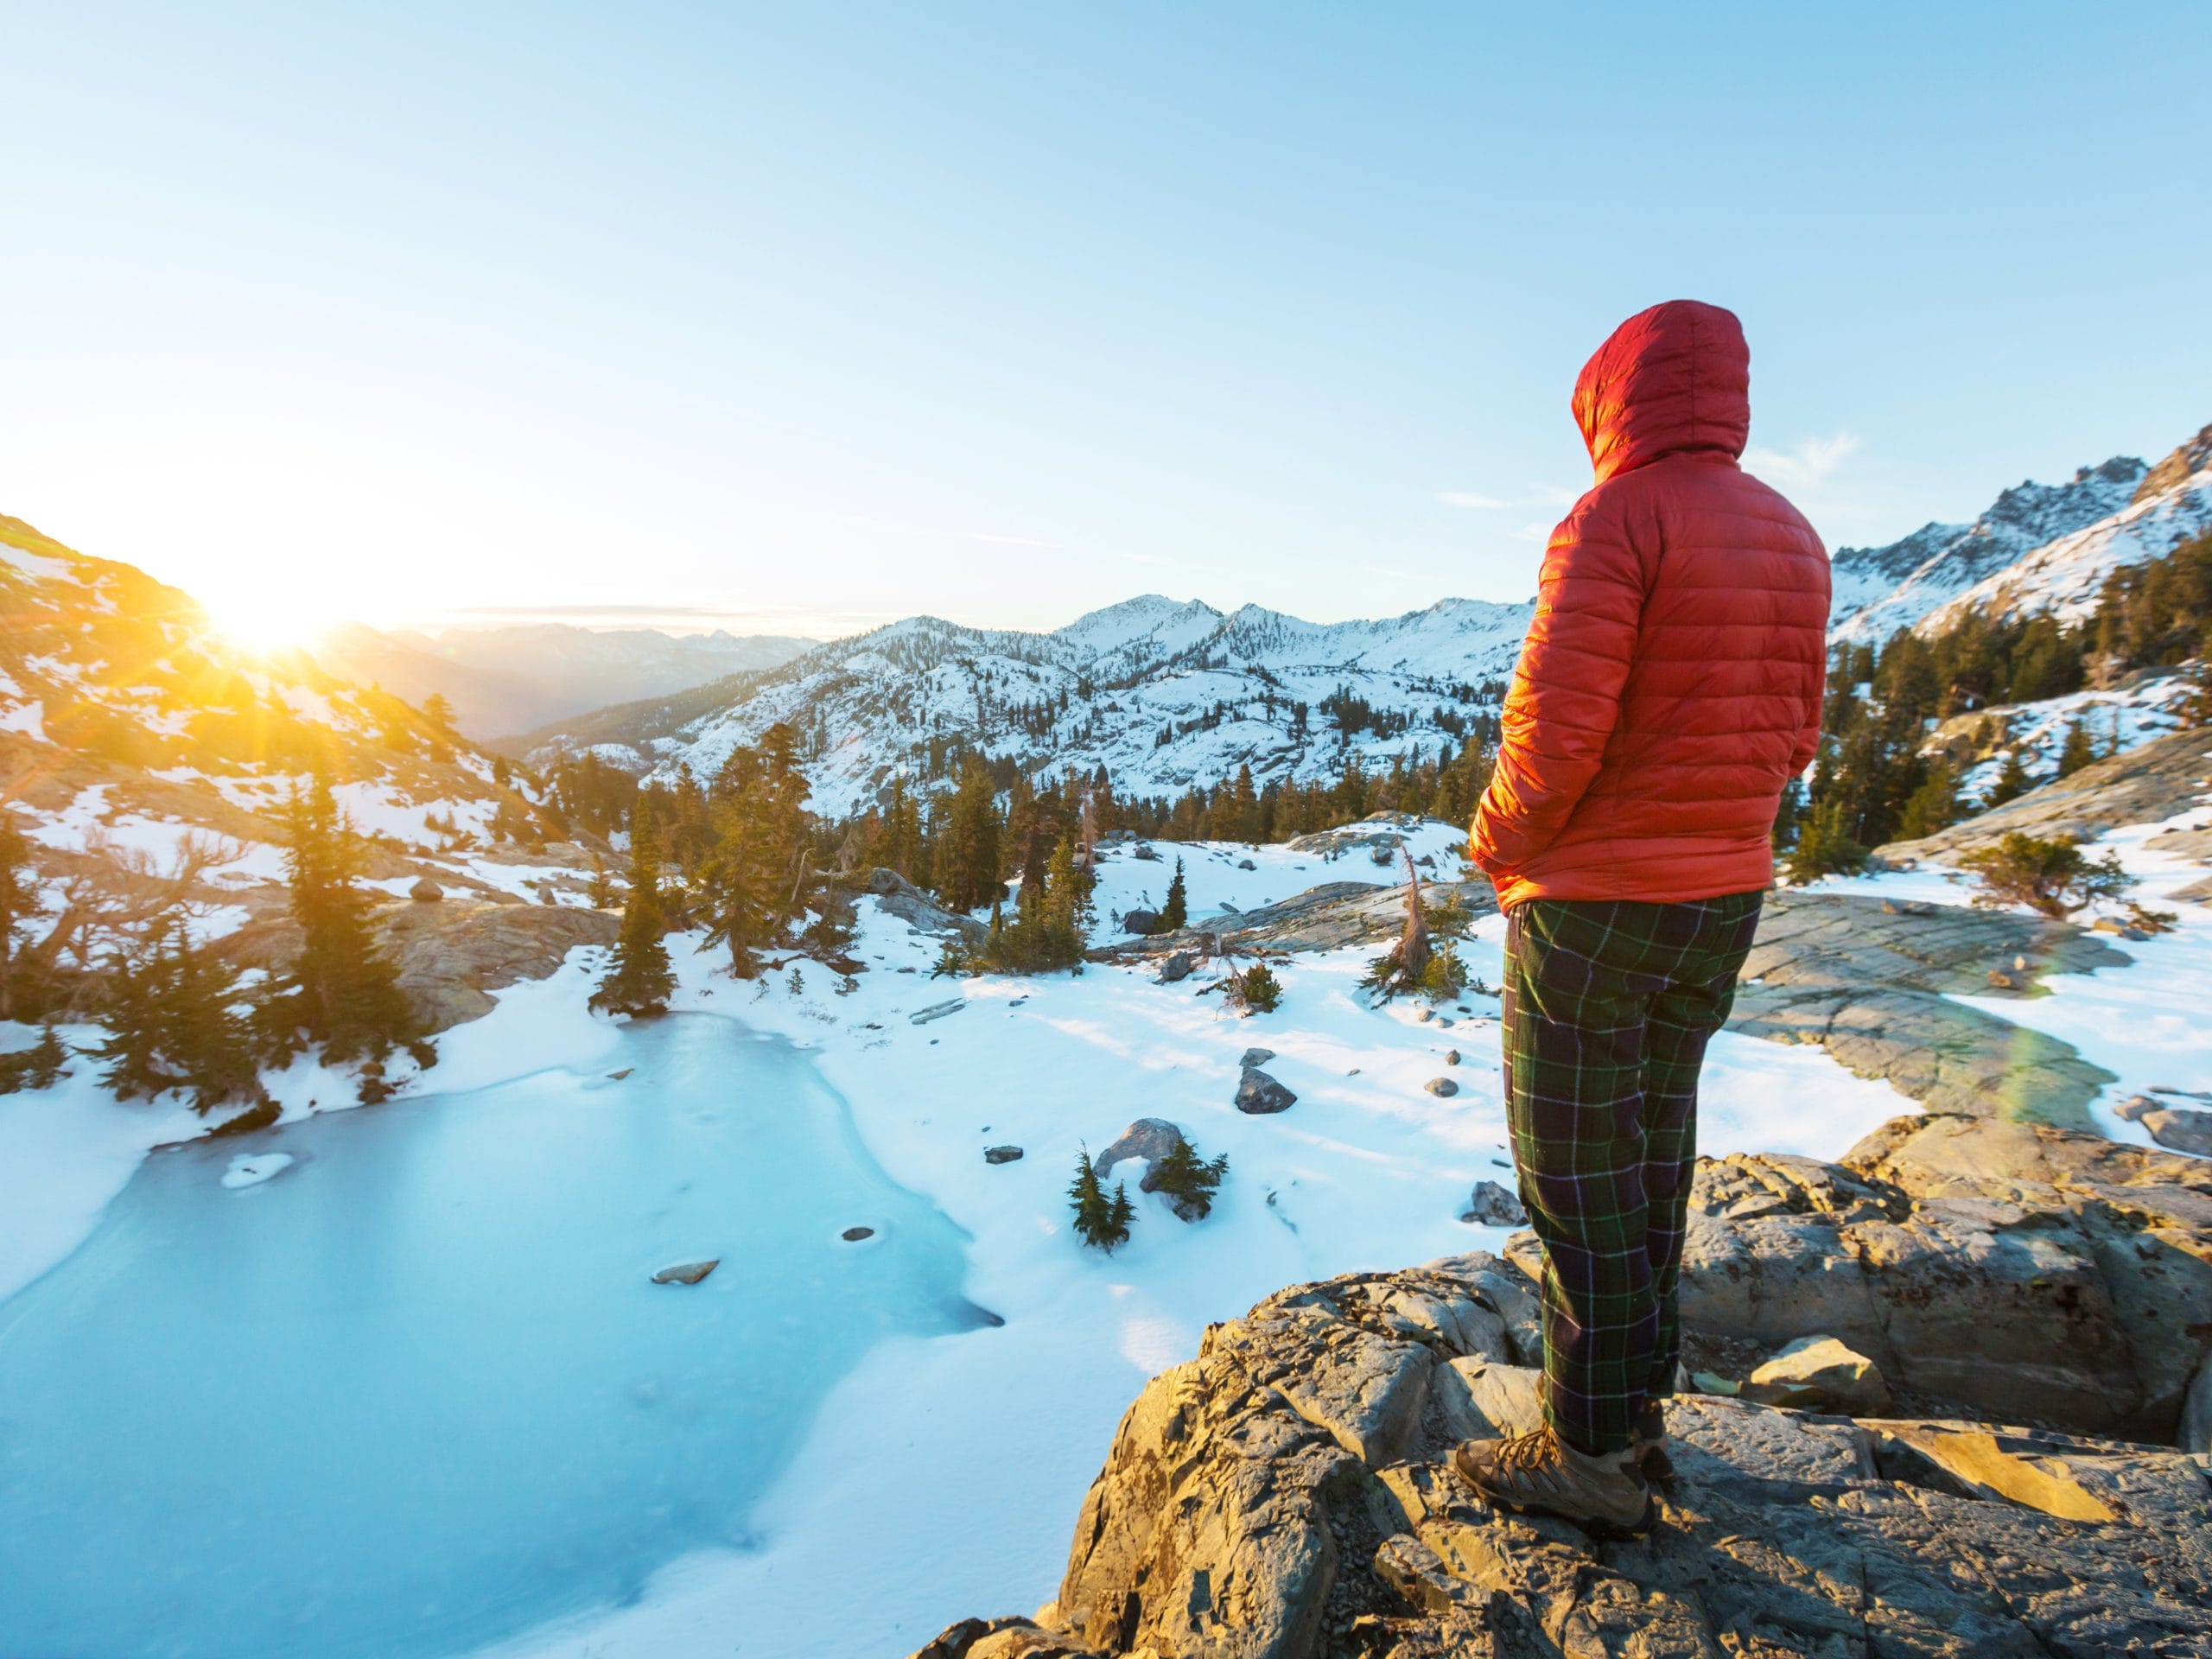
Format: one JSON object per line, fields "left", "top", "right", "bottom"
{"left": 1726, "top": 891, "right": 2126, "bottom": 1128}
{"left": 912, "top": 1116, "right": 2212, "bottom": 1659}
{"left": 1092, "top": 880, "right": 1496, "bottom": 963}
{"left": 224, "top": 897, "right": 618, "bottom": 1033}
{"left": 1660, "top": 1115, "right": 2212, "bottom": 1440}
{"left": 1876, "top": 726, "right": 2212, "bottom": 865}
{"left": 862, "top": 868, "right": 988, "bottom": 943}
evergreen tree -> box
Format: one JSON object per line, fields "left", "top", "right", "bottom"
{"left": 1152, "top": 1140, "right": 1229, "bottom": 1220}
{"left": 1068, "top": 1149, "right": 1130, "bottom": 1252}
{"left": 0, "top": 811, "right": 35, "bottom": 1020}
{"left": 1894, "top": 760, "right": 1963, "bottom": 842}
{"left": 1160, "top": 858, "right": 1189, "bottom": 931}
{"left": 592, "top": 797, "right": 677, "bottom": 1016}
{"left": 422, "top": 692, "right": 457, "bottom": 732}
{"left": 98, "top": 920, "right": 266, "bottom": 1114}
{"left": 702, "top": 722, "right": 814, "bottom": 976}
{"left": 1958, "top": 831, "right": 2133, "bottom": 919}
{"left": 0, "top": 1023, "right": 69, "bottom": 1094}
{"left": 1981, "top": 749, "right": 2033, "bottom": 809}
{"left": 936, "top": 756, "right": 1004, "bottom": 912}
{"left": 2056, "top": 719, "right": 2096, "bottom": 779}
{"left": 1785, "top": 796, "right": 1869, "bottom": 881}
{"left": 262, "top": 771, "right": 418, "bottom": 1065}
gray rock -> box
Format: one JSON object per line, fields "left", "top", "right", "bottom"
{"left": 983, "top": 1145, "right": 1024, "bottom": 1165}
{"left": 1746, "top": 1333, "right": 1892, "bottom": 1414}
{"left": 2139, "top": 1103, "right": 2212, "bottom": 1156}
{"left": 1236, "top": 857, "right": 1257, "bottom": 870}
{"left": 1118, "top": 907, "right": 1159, "bottom": 937}
{"left": 1130, "top": 843, "right": 1161, "bottom": 862}
{"left": 1444, "top": 1048, "right": 1461, "bottom": 1065}
{"left": 1424, "top": 1077, "right": 1458, "bottom": 1097}
{"left": 1235, "top": 1068, "right": 1296, "bottom": 1115}
{"left": 1090, "top": 878, "right": 1498, "bottom": 961}
{"left": 911, "top": 1236, "right": 2212, "bottom": 1659}
{"left": 1156, "top": 951, "right": 1196, "bottom": 984}
{"left": 841, "top": 1226, "right": 874, "bottom": 1242}
{"left": 1458, "top": 1180, "right": 1525, "bottom": 1227}
{"left": 909, "top": 998, "right": 967, "bottom": 1026}
{"left": 1095, "top": 1118, "right": 1187, "bottom": 1187}
{"left": 1239, "top": 1046, "right": 1276, "bottom": 1069}
{"left": 862, "top": 868, "right": 988, "bottom": 943}
{"left": 409, "top": 877, "right": 444, "bottom": 901}
{"left": 651, "top": 1259, "right": 718, "bottom": 1286}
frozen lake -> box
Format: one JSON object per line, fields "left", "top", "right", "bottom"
{"left": 0, "top": 1014, "right": 985, "bottom": 1659}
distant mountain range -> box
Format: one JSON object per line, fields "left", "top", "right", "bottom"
{"left": 520, "top": 417, "right": 2212, "bottom": 817}
{"left": 307, "top": 623, "right": 815, "bottom": 739}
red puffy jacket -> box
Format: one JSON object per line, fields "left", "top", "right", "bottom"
{"left": 1471, "top": 301, "right": 1830, "bottom": 910}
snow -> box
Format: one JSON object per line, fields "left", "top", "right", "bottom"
{"left": 219, "top": 1151, "right": 292, "bottom": 1188}
{"left": 1955, "top": 672, "right": 2196, "bottom": 800}
{"left": 0, "top": 544, "right": 73, "bottom": 582}
{"left": 467, "top": 842, "right": 1915, "bottom": 1659}
{"left": 0, "top": 698, "right": 46, "bottom": 739}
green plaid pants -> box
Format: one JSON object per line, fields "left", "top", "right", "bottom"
{"left": 1501, "top": 890, "right": 1764, "bottom": 1455}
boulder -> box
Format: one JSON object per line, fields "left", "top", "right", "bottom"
{"left": 1156, "top": 951, "right": 1196, "bottom": 984}
{"left": 1130, "top": 843, "right": 1161, "bottom": 862}
{"left": 1236, "top": 857, "right": 1258, "bottom": 871}
{"left": 1235, "top": 1067, "right": 1296, "bottom": 1116}
{"left": 1745, "top": 1334, "right": 1892, "bottom": 1414}
{"left": 1680, "top": 1114, "right": 2212, "bottom": 1439}
{"left": 1458, "top": 1180, "right": 1525, "bottom": 1227}
{"left": 1095, "top": 1119, "right": 1186, "bottom": 1188}
{"left": 2137, "top": 1103, "right": 2212, "bottom": 1157}
{"left": 652, "top": 1259, "right": 718, "bottom": 1286}
{"left": 862, "top": 868, "right": 988, "bottom": 943}
{"left": 1118, "top": 908, "right": 1160, "bottom": 937}
{"left": 983, "top": 1145, "right": 1024, "bottom": 1166}
{"left": 913, "top": 1246, "right": 2212, "bottom": 1659}
{"left": 1423, "top": 1077, "right": 1458, "bottom": 1097}
{"left": 1240, "top": 1046, "right": 1276, "bottom": 1069}
{"left": 409, "top": 877, "right": 444, "bottom": 901}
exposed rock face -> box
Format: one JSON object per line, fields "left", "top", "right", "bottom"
{"left": 1671, "top": 1115, "right": 2212, "bottom": 1440}
{"left": 223, "top": 898, "right": 619, "bottom": 1034}
{"left": 912, "top": 1116, "right": 2212, "bottom": 1659}
{"left": 862, "top": 868, "right": 988, "bottom": 943}
{"left": 1877, "top": 727, "right": 2212, "bottom": 865}
{"left": 2115, "top": 1094, "right": 2212, "bottom": 1157}
{"left": 1093, "top": 880, "right": 1497, "bottom": 962}
{"left": 1726, "top": 890, "right": 2126, "bottom": 1128}
{"left": 1746, "top": 1334, "right": 1892, "bottom": 1414}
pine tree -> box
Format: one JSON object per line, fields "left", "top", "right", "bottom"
{"left": 0, "top": 811, "right": 35, "bottom": 1020}
{"left": 1895, "top": 761, "right": 1962, "bottom": 841}
{"left": 702, "top": 722, "right": 815, "bottom": 976}
{"left": 936, "top": 756, "right": 1004, "bottom": 912}
{"left": 592, "top": 797, "right": 677, "bottom": 1016}
{"left": 262, "top": 770, "right": 419, "bottom": 1065}
{"left": 1981, "top": 749, "right": 2033, "bottom": 809}
{"left": 422, "top": 692, "right": 456, "bottom": 732}
{"left": 98, "top": 920, "right": 266, "bottom": 1114}
{"left": 1958, "top": 831, "right": 2134, "bottom": 919}
{"left": 2056, "top": 719, "right": 2096, "bottom": 779}
{"left": 1152, "top": 1140, "right": 1229, "bottom": 1221}
{"left": 1068, "top": 1149, "right": 1128, "bottom": 1251}
{"left": 1160, "top": 858, "right": 1189, "bottom": 931}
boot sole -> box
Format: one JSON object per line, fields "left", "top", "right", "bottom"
{"left": 1452, "top": 1468, "right": 1659, "bottom": 1539}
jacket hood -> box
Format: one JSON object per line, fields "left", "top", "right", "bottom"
{"left": 1573, "top": 300, "right": 1750, "bottom": 485}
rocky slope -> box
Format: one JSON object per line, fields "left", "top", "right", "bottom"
{"left": 0, "top": 514, "right": 619, "bottom": 1047}
{"left": 911, "top": 1116, "right": 2212, "bottom": 1659}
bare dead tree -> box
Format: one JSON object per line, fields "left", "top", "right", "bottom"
{"left": 12, "top": 830, "right": 241, "bottom": 1014}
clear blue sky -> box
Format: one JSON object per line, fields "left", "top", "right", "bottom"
{"left": 3, "top": 3, "right": 2206, "bottom": 640}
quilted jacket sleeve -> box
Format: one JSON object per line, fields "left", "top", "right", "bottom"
{"left": 1788, "top": 559, "right": 1833, "bottom": 775}
{"left": 1471, "top": 497, "right": 1645, "bottom": 881}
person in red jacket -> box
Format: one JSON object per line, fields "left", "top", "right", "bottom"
{"left": 1452, "top": 300, "right": 1830, "bottom": 1534}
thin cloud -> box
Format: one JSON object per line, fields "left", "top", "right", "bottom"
{"left": 1436, "top": 490, "right": 1509, "bottom": 509}
{"left": 1744, "top": 432, "right": 1859, "bottom": 491}
{"left": 957, "top": 530, "right": 1062, "bottom": 549}
{"left": 1438, "top": 485, "right": 1580, "bottom": 511}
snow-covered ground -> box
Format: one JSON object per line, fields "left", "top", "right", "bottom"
{"left": 13, "top": 812, "right": 2207, "bottom": 1657}
{"left": 1956, "top": 671, "right": 2197, "bottom": 800}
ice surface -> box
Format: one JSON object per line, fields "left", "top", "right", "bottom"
{"left": 0, "top": 1014, "right": 983, "bottom": 1659}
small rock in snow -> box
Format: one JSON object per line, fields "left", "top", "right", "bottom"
{"left": 910, "top": 998, "right": 967, "bottom": 1025}
{"left": 607, "top": 1067, "right": 634, "bottom": 1081}
{"left": 840, "top": 1226, "right": 875, "bottom": 1243}
{"left": 1425, "top": 1077, "right": 1459, "bottom": 1097}
{"left": 1158, "top": 951, "right": 1197, "bottom": 984}
{"left": 652, "top": 1259, "right": 719, "bottom": 1286}
{"left": 1459, "top": 1179, "right": 1526, "bottom": 1227}
{"left": 1240, "top": 1047, "right": 1276, "bottom": 1070}
{"left": 984, "top": 1145, "right": 1024, "bottom": 1165}
{"left": 1444, "top": 1049, "right": 1461, "bottom": 1065}
{"left": 1097, "top": 1118, "right": 1189, "bottom": 1183}
{"left": 410, "top": 877, "right": 444, "bottom": 902}
{"left": 1236, "top": 857, "right": 1257, "bottom": 871}
{"left": 1236, "top": 1068, "right": 1297, "bottom": 1115}
{"left": 220, "top": 1153, "right": 294, "bottom": 1190}
{"left": 1416, "top": 1007, "right": 1435, "bottom": 1023}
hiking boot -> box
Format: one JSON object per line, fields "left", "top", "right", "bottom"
{"left": 1631, "top": 1399, "right": 1675, "bottom": 1486}
{"left": 1451, "top": 1425, "right": 1656, "bottom": 1537}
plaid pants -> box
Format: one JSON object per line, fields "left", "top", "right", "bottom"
{"left": 1500, "top": 891, "right": 1764, "bottom": 1455}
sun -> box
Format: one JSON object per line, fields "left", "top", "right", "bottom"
{"left": 207, "top": 591, "right": 342, "bottom": 656}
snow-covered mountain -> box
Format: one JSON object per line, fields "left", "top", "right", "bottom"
{"left": 520, "top": 416, "right": 2212, "bottom": 817}
{"left": 308, "top": 621, "right": 814, "bottom": 740}
{"left": 527, "top": 596, "right": 1534, "bottom": 817}
{"left": 1831, "top": 422, "right": 2212, "bottom": 645}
